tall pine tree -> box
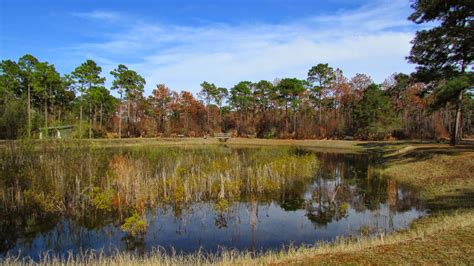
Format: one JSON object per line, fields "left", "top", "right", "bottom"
{"left": 407, "top": 0, "right": 473, "bottom": 145}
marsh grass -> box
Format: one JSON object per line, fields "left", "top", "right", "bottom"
{"left": 0, "top": 141, "right": 318, "bottom": 235}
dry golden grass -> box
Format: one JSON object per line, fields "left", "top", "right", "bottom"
{"left": 383, "top": 150, "right": 474, "bottom": 210}
{"left": 86, "top": 137, "right": 369, "bottom": 151}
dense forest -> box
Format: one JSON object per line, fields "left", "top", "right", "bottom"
{"left": 0, "top": 1, "right": 472, "bottom": 144}
{"left": 1, "top": 57, "right": 471, "bottom": 141}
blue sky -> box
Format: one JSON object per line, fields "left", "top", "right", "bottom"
{"left": 1, "top": 0, "right": 422, "bottom": 95}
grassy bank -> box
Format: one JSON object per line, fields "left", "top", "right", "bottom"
{"left": 2, "top": 140, "right": 473, "bottom": 265}
{"left": 258, "top": 145, "right": 474, "bottom": 265}
{"left": 383, "top": 149, "right": 474, "bottom": 210}
{"left": 277, "top": 145, "right": 474, "bottom": 265}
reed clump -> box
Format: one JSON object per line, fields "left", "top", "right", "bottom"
{"left": 0, "top": 142, "right": 318, "bottom": 235}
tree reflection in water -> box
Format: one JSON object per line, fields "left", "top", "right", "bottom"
{"left": 0, "top": 149, "right": 425, "bottom": 260}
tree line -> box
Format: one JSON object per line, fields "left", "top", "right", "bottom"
{"left": 0, "top": 0, "right": 472, "bottom": 144}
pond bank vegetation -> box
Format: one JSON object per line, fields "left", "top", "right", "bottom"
{"left": 1, "top": 140, "right": 473, "bottom": 265}
{"left": 0, "top": 141, "right": 318, "bottom": 237}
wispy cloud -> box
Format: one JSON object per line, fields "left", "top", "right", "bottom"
{"left": 66, "top": 0, "right": 419, "bottom": 95}
{"left": 71, "top": 11, "right": 122, "bottom": 22}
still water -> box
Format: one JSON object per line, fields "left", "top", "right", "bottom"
{"left": 0, "top": 147, "right": 425, "bottom": 259}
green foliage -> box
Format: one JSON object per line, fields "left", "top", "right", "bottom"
{"left": 263, "top": 127, "right": 278, "bottom": 139}
{"left": 307, "top": 63, "right": 335, "bottom": 102}
{"left": 32, "top": 62, "right": 61, "bottom": 101}
{"left": 1, "top": 55, "right": 77, "bottom": 138}
{"left": 408, "top": 0, "right": 473, "bottom": 80}
{"left": 17, "top": 54, "right": 39, "bottom": 91}
{"left": 407, "top": 0, "right": 473, "bottom": 144}
{"left": 353, "top": 84, "right": 400, "bottom": 139}
{"left": 90, "top": 187, "right": 115, "bottom": 210}
{"left": 0, "top": 98, "right": 27, "bottom": 139}
{"left": 71, "top": 60, "right": 106, "bottom": 95}
{"left": 431, "top": 74, "right": 474, "bottom": 109}
{"left": 339, "top": 202, "right": 349, "bottom": 214}
{"left": 214, "top": 198, "right": 230, "bottom": 212}
{"left": 385, "top": 73, "right": 411, "bottom": 107}
{"left": 275, "top": 78, "right": 305, "bottom": 110}
{"left": 253, "top": 80, "right": 275, "bottom": 111}
{"left": 229, "top": 81, "right": 254, "bottom": 112}
{"left": 3, "top": 51, "right": 472, "bottom": 141}
{"left": 0, "top": 59, "right": 21, "bottom": 98}
{"left": 0, "top": 65, "right": 23, "bottom": 139}
{"left": 110, "top": 64, "right": 145, "bottom": 100}
{"left": 121, "top": 211, "right": 147, "bottom": 236}
{"left": 198, "top": 81, "right": 219, "bottom": 105}
{"left": 72, "top": 120, "right": 91, "bottom": 138}
{"left": 87, "top": 86, "right": 114, "bottom": 107}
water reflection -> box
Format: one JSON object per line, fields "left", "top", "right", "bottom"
{"left": 1, "top": 151, "right": 425, "bottom": 260}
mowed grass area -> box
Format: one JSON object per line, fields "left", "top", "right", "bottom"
{"left": 2, "top": 135, "right": 471, "bottom": 150}
{"left": 0, "top": 136, "right": 452, "bottom": 153}
{"left": 2, "top": 138, "right": 473, "bottom": 265}
{"left": 383, "top": 149, "right": 474, "bottom": 210}
{"left": 1, "top": 137, "right": 368, "bottom": 150}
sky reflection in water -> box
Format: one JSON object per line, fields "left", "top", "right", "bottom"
{"left": 3, "top": 150, "right": 426, "bottom": 259}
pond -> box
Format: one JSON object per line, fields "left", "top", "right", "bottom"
{"left": 0, "top": 145, "right": 426, "bottom": 260}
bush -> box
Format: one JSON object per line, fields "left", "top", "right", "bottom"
{"left": 0, "top": 98, "right": 27, "bottom": 139}
{"left": 121, "top": 211, "right": 147, "bottom": 236}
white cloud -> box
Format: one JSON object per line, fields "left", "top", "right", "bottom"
{"left": 71, "top": 11, "right": 122, "bottom": 22}
{"left": 66, "top": 0, "right": 419, "bottom": 95}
